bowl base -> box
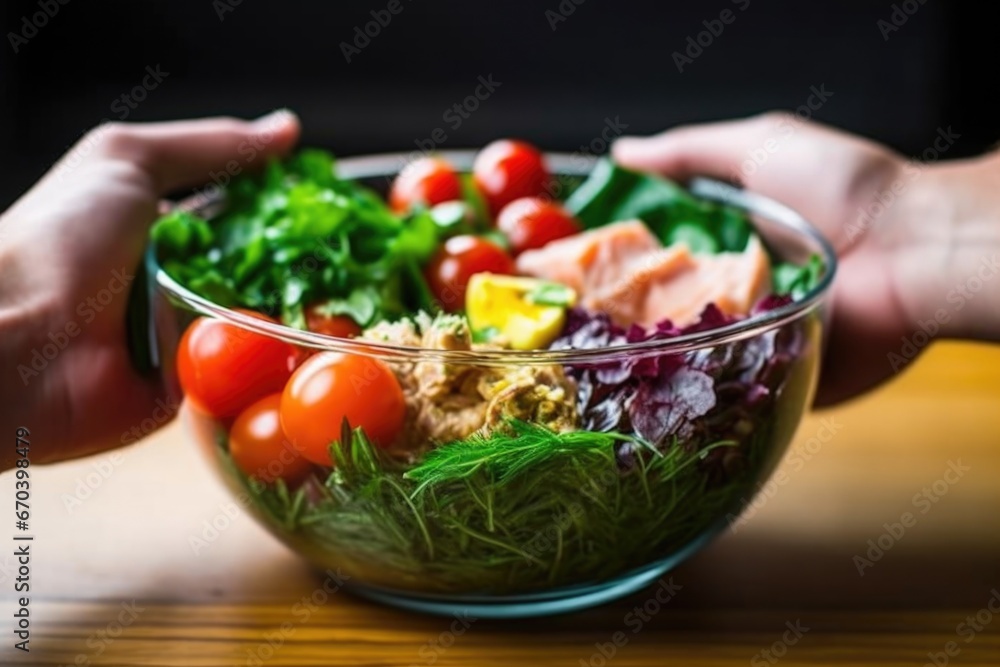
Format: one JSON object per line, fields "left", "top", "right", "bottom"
{"left": 342, "top": 527, "right": 721, "bottom": 619}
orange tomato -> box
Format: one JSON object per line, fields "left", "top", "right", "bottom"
{"left": 280, "top": 352, "right": 406, "bottom": 465}
{"left": 229, "top": 394, "right": 313, "bottom": 485}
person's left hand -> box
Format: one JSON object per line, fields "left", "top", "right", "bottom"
{"left": 0, "top": 112, "right": 300, "bottom": 470}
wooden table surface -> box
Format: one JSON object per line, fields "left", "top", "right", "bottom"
{"left": 2, "top": 342, "right": 1000, "bottom": 666}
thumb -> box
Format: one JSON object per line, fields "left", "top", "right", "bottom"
{"left": 82, "top": 110, "right": 301, "bottom": 194}
{"left": 612, "top": 115, "right": 770, "bottom": 185}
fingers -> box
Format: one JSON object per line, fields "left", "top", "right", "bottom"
{"left": 611, "top": 112, "right": 842, "bottom": 243}
{"left": 612, "top": 113, "right": 907, "bottom": 252}
{"left": 83, "top": 110, "right": 301, "bottom": 194}
{"left": 613, "top": 115, "right": 774, "bottom": 184}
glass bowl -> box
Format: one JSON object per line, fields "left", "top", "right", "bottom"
{"left": 144, "top": 151, "right": 835, "bottom": 618}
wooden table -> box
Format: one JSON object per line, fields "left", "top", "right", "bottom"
{"left": 2, "top": 342, "right": 999, "bottom": 666}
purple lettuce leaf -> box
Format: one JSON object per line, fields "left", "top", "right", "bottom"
{"left": 630, "top": 366, "right": 716, "bottom": 443}
{"left": 551, "top": 296, "right": 805, "bottom": 480}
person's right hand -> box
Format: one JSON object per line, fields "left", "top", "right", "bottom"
{"left": 614, "top": 113, "right": 1000, "bottom": 406}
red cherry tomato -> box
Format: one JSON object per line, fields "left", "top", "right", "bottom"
{"left": 289, "top": 306, "right": 365, "bottom": 368}
{"left": 424, "top": 235, "right": 515, "bottom": 311}
{"left": 305, "top": 305, "right": 362, "bottom": 338}
{"left": 280, "top": 352, "right": 406, "bottom": 465}
{"left": 389, "top": 157, "right": 463, "bottom": 213}
{"left": 473, "top": 140, "right": 550, "bottom": 217}
{"left": 177, "top": 311, "right": 295, "bottom": 419}
{"left": 496, "top": 197, "right": 582, "bottom": 255}
{"left": 229, "top": 394, "right": 314, "bottom": 485}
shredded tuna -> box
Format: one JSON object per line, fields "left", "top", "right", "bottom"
{"left": 362, "top": 313, "right": 579, "bottom": 457}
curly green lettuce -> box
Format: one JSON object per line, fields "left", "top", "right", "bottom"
{"left": 151, "top": 150, "right": 440, "bottom": 328}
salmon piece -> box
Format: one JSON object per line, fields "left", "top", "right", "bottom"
{"left": 637, "top": 235, "right": 772, "bottom": 327}
{"left": 585, "top": 244, "right": 696, "bottom": 325}
{"left": 518, "top": 219, "right": 771, "bottom": 329}
{"left": 516, "top": 220, "right": 661, "bottom": 294}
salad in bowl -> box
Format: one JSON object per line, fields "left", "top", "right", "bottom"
{"left": 146, "top": 140, "right": 833, "bottom": 617}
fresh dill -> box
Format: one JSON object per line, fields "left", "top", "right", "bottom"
{"left": 239, "top": 419, "right": 762, "bottom": 595}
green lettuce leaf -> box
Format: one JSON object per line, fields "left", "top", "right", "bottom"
{"left": 564, "top": 158, "right": 751, "bottom": 252}
{"left": 150, "top": 149, "right": 441, "bottom": 328}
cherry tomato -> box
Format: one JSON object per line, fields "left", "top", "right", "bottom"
{"left": 288, "top": 306, "right": 365, "bottom": 369}
{"left": 473, "top": 140, "right": 550, "bottom": 216}
{"left": 229, "top": 394, "right": 314, "bottom": 485}
{"left": 496, "top": 197, "right": 582, "bottom": 255}
{"left": 243, "top": 310, "right": 301, "bottom": 372}
{"left": 389, "top": 157, "right": 463, "bottom": 213}
{"left": 305, "top": 305, "right": 362, "bottom": 338}
{"left": 280, "top": 352, "right": 406, "bottom": 465}
{"left": 177, "top": 311, "right": 294, "bottom": 419}
{"left": 424, "top": 235, "right": 515, "bottom": 311}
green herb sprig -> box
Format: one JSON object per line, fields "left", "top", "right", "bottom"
{"left": 242, "top": 420, "right": 757, "bottom": 595}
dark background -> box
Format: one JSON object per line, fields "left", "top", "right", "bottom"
{"left": 0, "top": 0, "right": 996, "bottom": 208}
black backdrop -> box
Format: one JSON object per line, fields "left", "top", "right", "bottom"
{"left": 1, "top": 0, "right": 996, "bottom": 208}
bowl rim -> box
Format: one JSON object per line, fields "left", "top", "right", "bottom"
{"left": 148, "top": 150, "right": 836, "bottom": 365}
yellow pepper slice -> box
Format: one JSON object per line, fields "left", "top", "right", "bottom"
{"left": 466, "top": 273, "right": 577, "bottom": 350}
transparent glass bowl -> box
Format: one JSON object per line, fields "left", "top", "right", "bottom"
{"left": 145, "top": 152, "right": 835, "bottom": 617}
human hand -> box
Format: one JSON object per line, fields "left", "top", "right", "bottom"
{"left": 614, "top": 113, "right": 1000, "bottom": 406}
{"left": 0, "top": 112, "right": 300, "bottom": 470}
